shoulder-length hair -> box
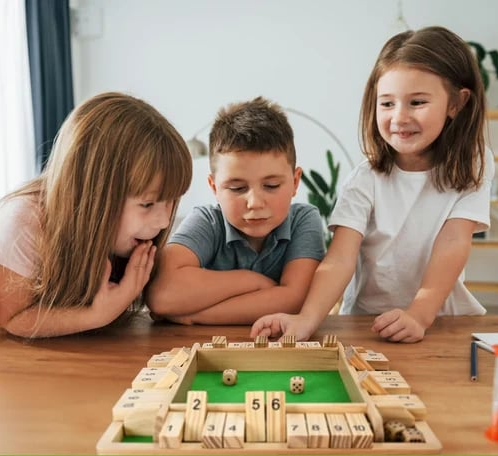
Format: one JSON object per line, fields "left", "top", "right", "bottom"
{"left": 360, "top": 26, "right": 486, "bottom": 191}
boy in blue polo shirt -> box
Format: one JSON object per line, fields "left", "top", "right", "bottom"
{"left": 147, "top": 97, "right": 325, "bottom": 324}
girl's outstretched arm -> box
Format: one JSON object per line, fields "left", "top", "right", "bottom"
{"left": 372, "top": 217, "right": 476, "bottom": 342}
{"left": 250, "top": 226, "right": 362, "bottom": 341}
{"left": 0, "top": 241, "right": 155, "bottom": 338}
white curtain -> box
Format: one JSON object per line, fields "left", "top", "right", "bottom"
{"left": 0, "top": 0, "right": 36, "bottom": 198}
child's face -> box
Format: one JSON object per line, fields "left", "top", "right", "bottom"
{"left": 376, "top": 65, "right": 454, "bottom": 171}
{"left": 114, "top": 176, "right": 173, "bottom": 257}
{"left": 208, "top": 150, "right": 301, "bottom": 252}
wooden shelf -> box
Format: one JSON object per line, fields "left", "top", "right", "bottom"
{"left": 471, "top": 239, "right": 498, "bottom": 248}
{"left": 488, "top": 110, "right": 498, "bottom": 120}
{"left": 465, "top": 281, "right": 498, "bottom": 292}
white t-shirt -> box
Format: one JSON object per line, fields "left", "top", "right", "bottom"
{"left": 329, "top": 148, "right": 495, "bottom": 316}
{"left": 0, "top": 196, "right": 40, "bottom": 278}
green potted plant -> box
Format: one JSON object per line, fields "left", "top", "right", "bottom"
{"left": 467, "top": 41, "right": 498, "bottom": 92}
{"left": 301, "top": 149, "right": 340, "bottom": 247}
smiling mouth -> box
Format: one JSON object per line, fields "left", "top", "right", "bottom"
{"left": 395, "top": 131, "right": 417, "bottom": 138}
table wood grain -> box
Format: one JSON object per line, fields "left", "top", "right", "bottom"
{"left": 1, "top": 314, "right": 498, "bottom": 454}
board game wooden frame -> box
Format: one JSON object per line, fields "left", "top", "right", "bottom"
{"left": 96, "top": 337, "right": 442, "bottom": 454}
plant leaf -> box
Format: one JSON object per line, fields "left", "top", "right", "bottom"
{"left": 489, "top": 50, "right": 498, "bottom": 79}
{"left": 308, "top": 193, "right": 331, "bottom": 218}
{"left": 310, "top": 170, "right": 329, "bottom": 195}
{"left": 468, "top": 41, "right": 486, "bottom": 62}
{"left": 480, "top": 66, "right": 490, "bottom": 91}
{"left": 330, "top": 162, "right": 340, "bottom": 199}
{"left": 326, "top": 150, "right": 335, "bottom": 177}
{"left": 301, "top": 171, "right": 318, "bottom": 194}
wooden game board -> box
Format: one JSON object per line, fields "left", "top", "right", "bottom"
{"left": 96, "top": 336, "right": 442, "bottom": 454}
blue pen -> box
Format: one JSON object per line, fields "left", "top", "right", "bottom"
{"left": 470, "top": 341, "right": 478, "bottom": 382}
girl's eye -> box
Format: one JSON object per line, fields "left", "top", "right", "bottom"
{"left": 411, "top": 100, "right": 427, "bottom": 106}
{"left": 140, "top": 202, "right": 154, "bottom": 208}
{"left": 264, "top": 184, "right": 280, "bottom": 190}
{"left": 379, "top": 101, "right": 394, "bottom": 108}
{"left": 228, "top": 187, "right": 246, "bottom": 193}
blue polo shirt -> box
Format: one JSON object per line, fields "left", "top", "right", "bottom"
{"left": 169, "top": 203, "right": 325, "bottom": 282}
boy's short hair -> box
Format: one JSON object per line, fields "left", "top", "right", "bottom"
{"left": 208, "top": 96, "right": 296, "bottom": 173}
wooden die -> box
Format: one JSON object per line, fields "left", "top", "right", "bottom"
{"left": 222, "top": 369, "right": 237, "bottom": 386}
{"left": 290, "top": 375, "right": 305, "bottom": 394}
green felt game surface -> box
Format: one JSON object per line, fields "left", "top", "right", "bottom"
{"left": 122, "top": 370, "right": 350, "bottom": 442}
{"left": 123, "top": 435, "right": 154, "bottom": 443}
{"left": 186, "top": 370, "right": 351, "bottom": 403}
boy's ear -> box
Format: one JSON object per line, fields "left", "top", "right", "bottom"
{"left": 293, "top": 167, "right": 302, "bottom": 196}
{"left": 448, "top": 88, "right": 471, "bottom": 119}
{"left": 207, "top": 174, "right": 217, "bottom": 194}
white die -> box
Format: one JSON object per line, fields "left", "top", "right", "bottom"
{"left": 290, "top": 375, "right": 305, "bottom": 394}
{"left": 223, "top": 369, "right": 238, "bottom": 386}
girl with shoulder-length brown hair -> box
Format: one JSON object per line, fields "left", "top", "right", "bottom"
{"left": 0, "top": 92, "right": 192, "bottom": 338}
{"left": 251, "top": 26, "right": 495, "bottom": 344}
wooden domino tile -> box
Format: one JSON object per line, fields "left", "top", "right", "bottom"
{"left": 245, "top": 391, "right": 266, "bottom": 442}
{"left": 254, "top": 335, "right": 268, "bottom": 348}
{"left": 369, "top": 371, "right": 411, "bottom": 394}
{"left": 123, "top": 403, "right": 161, "bottom": 436}
{"left": 345, "top": 413, "right": 374, "bottom": 448}
{"left": 147, "top": 353, "right": 175, "bottom": 367}
{"left": 326, "top": 413, "right": 352, "bottom": 448}
{"left": 154, "top": 366, "right": 182, "bottom": 389}
{"left": 201, "top": 412, "right": 226, "bottom": 448}
{"left": 212, "top": 336, "right": 227, "bottom": 348}
{"left": 370, "top": 394, "right": 427, "bottom": 420}
{"left": 286, "top": 413, "right": 308, "bottom": 449}
{"left": 222, "top": 413, "right": 245, "bottom": 449}
{"left": 131, "top": 368, "right": 169, "bottom": 388}
{"left": 358, "top": 371, "right": 388, "bottom": 395}
{"left": 184, "top": 391, "right": 207, "bottom": 441}
{"left": 112, "top": 388, "right": 172, "bottom": 420}
{"left": 306, "top": 413, "right": 329, "bottom": 448}
{"left": 266, "top": 391, "right": 286, "bottom": 442}
{"left": 158, "top": 411, "right": 185, "bottom": 449}
{"left": 345, "top": 346, "right": 374, "bottom": 371}
{"left": 167, "top": 347, "right": 191, "bottom": 368}
{"left": 281, "top": 335, "right": 296, "bottom": 348}
{"left": 360, "top": 350, "right": 390, "bottom": 370}
{"left": 322, "top": 334, "right": 338, "bottom": 348}
{"left": 296, "top": 341, "right": 322, "bottom": 348}
{"left": 227, "top": 342, "right": 245, "bottom": 349}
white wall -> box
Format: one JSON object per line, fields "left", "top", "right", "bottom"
{"left": 70, "top": 0, "right": 498, "bottom": 217}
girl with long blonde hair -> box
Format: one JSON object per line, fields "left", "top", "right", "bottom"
{"left": 0, "top": 92, "right": 192, "bottom": 337}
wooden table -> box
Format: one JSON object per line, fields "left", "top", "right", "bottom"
{"left": 1, "top": 314, "right": 498, "bottom": 454}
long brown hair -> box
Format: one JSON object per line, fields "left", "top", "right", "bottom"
{"left": 360, "top": 26, "right": 486, "bottom": 191}
{"left": 6, "top": 92, "right": 192, "bottom": 316}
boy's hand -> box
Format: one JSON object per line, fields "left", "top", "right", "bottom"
{"left": 92, "top": 241, "right": 156, "bottom": 324}
{"left": 371, "top": 308, "right": 425, "bottom": 343}
{"left": 250, "top": 313, "right": 315, "bottom": 341}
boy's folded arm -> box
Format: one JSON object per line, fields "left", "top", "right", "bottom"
{"left": 179, "top": 257, "right": 321, "bottom": 325}
{"left": 146, "top": 244, "right": 276, "bottom": 316}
